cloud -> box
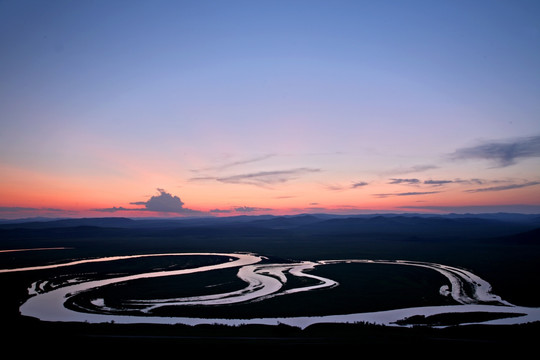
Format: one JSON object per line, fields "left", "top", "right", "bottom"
{"left": 325, "top": 184, "right": 345, "bottom": 191}
{"left": 189, "top": 176, "right": 218, "bottom": 182}
{"left": 209, "top": 206, "right": 273, "bottom": 213}
{"left": 424, "top": 179, "right": 453, "bottom": 186}
{"left": 464, "top": 181, "right": 540, "bottom": 193}
{"left": 211, "top": 168, "right": 321, "bottom": 187}
{"left": 234, "top": 206, "right": 272, "bottom": 212}
{"left": 388, "top": 178, "right": 420, "bottom": 185}
{"left": 300, "top": 206, "right": 406, "bottom": 215}
{"left": 192, "top": 154, "right": 276, "bottom": 173}
{"left": 209, "top": 208, "right": 232, "bottom": 213}
{"left": 95, "top": 189, "right": 204, "bottom": 215}
{"left": 93, "top": 206, "right": 132, "bottom": 213}
{"left": 398, "top": 204, "right": 540, "bottom": 214}
{"left": 382, "top": 164, "right": 438, "bottom": 175}
{"left": 0, "top": 206, "right": 64, "bottom": 212}
{"left": 449, "top": 135, "right": 540, "bottom": 167}
{"left": 453, "top": 178, "right": 485, "bottom": 185}
{"left": 351, "top": 181, "right": 369, "bottom": 188}
{"left": 324, "top": 180, "right": 369, "bottom": 191}
{"left": 131, "top": 188, "right": 204, "bottom": 214}
{"left": 0, "top": 206, "right": 70, "bottom": 219}
{"left": 374, "top": 191, "right": 441, "bottom": 198}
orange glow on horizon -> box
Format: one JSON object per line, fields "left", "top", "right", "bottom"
{"left": 2, "top": 161, "right": 540, "bottom": 219}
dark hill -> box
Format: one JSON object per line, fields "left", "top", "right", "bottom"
{"left": 490, "top": 227, "right": 540, "bottom": 245}
{"left": 233, "top": 215, "right": 324, "bottom": 229}
{"left": 0, "top": 217, "right": 137, "bottom": 229}
{"left": 1, "top": 214, "right": 539, "bottom": 241}
{"left": 297, "top": 215, "right": 538, "bottom": 239}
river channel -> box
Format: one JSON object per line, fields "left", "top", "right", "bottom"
{"left": 3, "top": 251, "right": 540, "bottom": 328}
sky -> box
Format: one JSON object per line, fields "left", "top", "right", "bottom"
{"left": 1, "top": 0, "right": 540, "bottom": 219}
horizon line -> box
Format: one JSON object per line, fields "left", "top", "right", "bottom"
{"left": 2, "top": 210, "right": 540, "bottom": 223}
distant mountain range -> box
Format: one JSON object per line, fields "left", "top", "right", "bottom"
{"left": 1, "top": 213, "right": 539, "bottom": 240}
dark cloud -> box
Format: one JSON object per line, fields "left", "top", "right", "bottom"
{"left": 351, "top": 181, "right": 369, "bottom": 188}
{"left": 464, "top": 181, "right": 540, "bottom": 193}
{"left": 0, "top": 207, "right": 70, "bottom": 219}
{"left": 398, "top": 204, "right": 540, "bottom": 214}
{"left": 192, "top": 154, "right": 276, "bottom": 173}
{"left": 453, "top": 178, "right": 485, "bottom": 185}
{"left": 95, "top": 189, "right": 204, "bottom": 215}
{"left": 374, "top": 191, "right": 441, "bottom": 198}
{"left": 93, "top": 206, "right": 132, "bottom": 213}
{"left": 449, "top": 135, "right": 540, "bottom": 167}
{"left": 215, "top": 168, "right": 321, "bottom": 187}
{"left": 188, "top": 176, "right": 218, "bottom": 182}
{"left": 382, "top": 164, "right": 438, "bottom": 175}
{"left": 424, "top": 180, "right": 453, "bottom": 186}
{"left": 234, "top": 206, "right": 272, "bottom": 212}
{"left": 396, "top": 191, "right": 441, "bottom": 196}
{"left": 324, "top": 181, "right": 369, "bottom": 191}
{"left": 0, "top": 206, "right": 63, "bottom": 212}
{"left": 388, "top": 178, "right": 420, "bottom": 185}
{"left": 209, "top": 208, "right": 232, "bottom": 213}
{"left": 131, "top": 188, "right": 183, "bottom": 212}
{"left": 130, "top": 188, "right": 204, "bottom": 214}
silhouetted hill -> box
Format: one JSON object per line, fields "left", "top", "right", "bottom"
{"left": 490, "top": 227, "right": 540, "bottom": 245}
{"left": 1, "top": 214, "right": 539, "bottom": 241}
{"left": 296, "top": 215, "right": 540, "bottom": 239}
{"left": 0, "top": 217, "right": 137, "bottom": 229}
{"left": 229, "top": 215, "right": 324, "bottom": 229}
{"left": 0, "top": 215, "right": 278, "bottom": 229}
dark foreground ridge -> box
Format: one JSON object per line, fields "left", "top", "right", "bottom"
{"left": 6, "top": 316, "right": 540, "bottom": 355}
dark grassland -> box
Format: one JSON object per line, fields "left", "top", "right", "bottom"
{"left": 1, "top": 214, "right": 539, "bottom": 354}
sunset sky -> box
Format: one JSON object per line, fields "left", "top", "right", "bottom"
{"left": 1, "top": 0, "right": 540, "bottom": 219}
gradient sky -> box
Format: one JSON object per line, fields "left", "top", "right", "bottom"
{"left": 1, "top": 0, "right": 540, "bottom": 219}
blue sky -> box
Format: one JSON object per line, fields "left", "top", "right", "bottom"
{"left": 1, "top": 0, "right": 540, "bottom": 218}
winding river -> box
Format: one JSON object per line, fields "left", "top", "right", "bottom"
{"left": 3, "top": 251, "right": 540, "bottom": 328}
